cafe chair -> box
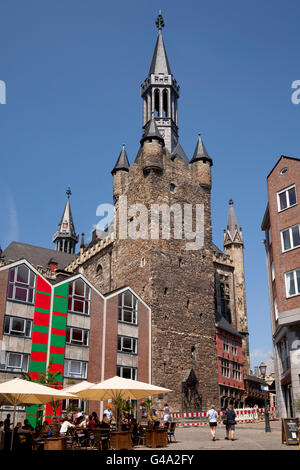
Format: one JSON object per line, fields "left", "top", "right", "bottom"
{"left": 138, "top": 427, "right": 146, "bottom": 446}
{"left": 167, "top": 422, "right": 176, "bottom": 443}
{"left": 92, "top": 429, "right": 110, "bottom": 450}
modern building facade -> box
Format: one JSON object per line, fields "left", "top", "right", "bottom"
{"left": 0, "top": 259, "right": 151, "bottom": 425}
{"left": 262, "top": 155, "right": 300, "bottom": 418}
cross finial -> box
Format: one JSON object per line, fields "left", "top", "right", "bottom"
{"left": 229, "top": 198, "right": 234, "bottom": 205}
{"left": 66, "top": 185, "right": 72, "bottom": 199}
{"left": 155, "top": 11, "right": 165, "bottom": 31}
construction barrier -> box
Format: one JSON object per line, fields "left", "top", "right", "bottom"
{"left": 159, "top": 407, "right": 278, "bottom": 427}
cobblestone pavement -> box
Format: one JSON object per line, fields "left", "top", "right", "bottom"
{"left": 137, "top": 421, "right": 299, "bottom": 451}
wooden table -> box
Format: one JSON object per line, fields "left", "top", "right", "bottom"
{"left": 109, "top": 431, "right": 132, "bottom": 450}
{"left": 145, "top": 428, "right": 168, "bottom": 448}
{"left": 43, "top": 436, "right": 67, "bottom": 450}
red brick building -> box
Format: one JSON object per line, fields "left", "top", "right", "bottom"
{"left": 261, "top": 155, "right": 300, "bottom": 418}
{"left": 215, "top": 312, "right": 245, "bottom": 408}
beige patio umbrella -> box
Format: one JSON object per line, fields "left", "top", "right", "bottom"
{"left": 74, "top": 376, "right": 172, "bottom": 427}
{"left": 63, "top": 381, "right": 95, "bottom": 416}
{"left": 0, "top": 377, "right": 77, "bottom": 449}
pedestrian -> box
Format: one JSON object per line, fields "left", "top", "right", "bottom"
{"left": 207, "top": 404, "right": 218, "bottom": 441}
{"left": 224, "top": 404, "right": 236, "bottom": 441}
{"left": 163, "top": 403, "right": 172, "bottom": 424}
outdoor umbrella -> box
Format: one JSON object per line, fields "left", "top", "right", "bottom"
{"left": 73, "top": 376, "right": 172, "bottom": 427}
{"left": 63, "top": 381, "right": 95, "bottom": 416}
{"left": 0, "top": 377, "right": 77, "bottom": 449}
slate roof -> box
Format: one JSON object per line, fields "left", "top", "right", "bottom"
{"left": 149, "top": 30, "right": 171, "bottom": 75}
{"left": 215, "top": 311, "right": 243, "bottom": 338}
{"left": 111, "top": 145, "right": 130, "bottom": 175}
{"left": 171, "top": 142, "right": 189, "bottom": 166}
{"left": 190, "top": 134, "right": 213, "bottom": 166}
{"left": 140, "top": 116, "right": 165, "bottom": 146}
{"left": 2, "top": 242, "right": 76, "bottom": 270}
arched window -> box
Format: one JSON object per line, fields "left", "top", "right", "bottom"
{"left": 96, "top": 264, "right": 103, "bottom": 275}
{"left": 154, "top": 89, "right": 160, "bottom": 117}
{"left": 163, "top": 89, "right": 168, "bottom": 117}
{"left": 7, "top": 264, "right": 36, "bottom": 304}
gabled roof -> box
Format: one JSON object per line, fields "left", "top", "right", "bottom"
{"left": 149, "top": 30, "right": 171, "bottom": 75}
{"left": 2, "top": 241, "right": 76, "bottom": 271}
{"left": 215, "top": 311, "right": 243, "bottom": 338}
{"left": 111, "top": 144, "right": 130, "bottom": 175}
{"left": 267, "top": 155, "right": 300, "bottom": 179}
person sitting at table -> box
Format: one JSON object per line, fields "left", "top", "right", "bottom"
{"left": 39, "top": 420, "right": 51, "bottom": 435}
{"left": 121, "top": 414, "right": 130, "bottom": 431}
{"left": 92, "top": 411, "right": 101, "bottom": 427}
{"left": 22, "top": 419, "right": 34, "bottom": 432}
{"left": 101, "top": 416, "right": 111, "bottom": 429}
{"left": 87, "top": 415, "right": 95, "bottom": 429}
{"left": 60, "top": 417, "right": 75, "bottom": 436}
{"left": 78, "top": 415, "right": 88, "bottom": 428}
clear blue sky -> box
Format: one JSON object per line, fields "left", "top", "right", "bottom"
{"left": 1, "top": 0, "right": 300, "bottom": 370}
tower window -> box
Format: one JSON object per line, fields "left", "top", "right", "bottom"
{"left": 164, "top": 287, "right": 168, "bottom": 296}
{"left": 179, "top": 257, "right": 182, "bottom": 267}
{"left": 154, "top": 89, "right": 160, "bottom": 117}
{"left": 187, "top": 299, "right": 190, "bottom": 309}
{"left": 141, "top": 258, "right": 146, "bottom": 267}
{"left": 96, "top": 264, "right": 103, "bottom": 275}
{"left": 191, "top": 346, "right": 195, "bottom": 359}
{"left": 163, "top": 89, "right": 168, "bottom": 117}
{"left": 170, "top": 184, "right": 175, "bottom": 193}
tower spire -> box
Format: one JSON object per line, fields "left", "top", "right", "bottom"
{"left": 52, "top": 186, "right": 79, "bottom": 254}
{"left": 140, "top": 13, "right": 180, "bottom": 154}
{"left": 224, "top": 198, "right": 243, "bottom": 246}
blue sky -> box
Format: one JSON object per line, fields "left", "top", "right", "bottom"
{"left": 1, "top": 0, "right": 300, "bottom": 370}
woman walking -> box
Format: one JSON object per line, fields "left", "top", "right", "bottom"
{"left": 207, "top": 405, "right": 218, "bottom": 441}
{"left": 224, "top": 404, "right": 236, "bottom": 441}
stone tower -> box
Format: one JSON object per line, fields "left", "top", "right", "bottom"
{"left": 52, "top": 186, "right": 78, "bottom": 254}
{"left": 223, "top": 198, "right": 250, "bottom": 373}
{"left": 110, "top": 14, "right": 219, "bottom": 410}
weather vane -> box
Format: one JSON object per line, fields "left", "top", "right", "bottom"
{"left": 155, "top": 10, "right": 165, "bottom": 31}
{"left": 66, "top": 185, "right": 72, "bottom": 199}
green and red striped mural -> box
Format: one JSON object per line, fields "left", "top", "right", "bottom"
{"left": 26, "top": 276, "right": 69, "bottom": 426}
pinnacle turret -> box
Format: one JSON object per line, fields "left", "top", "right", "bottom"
{"left": 52, "top": 186, "right": 79, "bottom": 254}
{"left": 224, "top": 199, "right": 243, "bottom": 246}
{"left": 111, "top": 144, "right": 130, "bottom": 175}
{"left": 190, "top": 134, "right": 213, "bottom": 166}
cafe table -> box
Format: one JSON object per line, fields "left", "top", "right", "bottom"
{"left": 109, "top": 430, "right": 132, "bottom": 450}
{"left": 145, "top": 427, "right": 168, "bottom": 448}
{"left": 43, "top": 436, "right": 67, "bottom": 450}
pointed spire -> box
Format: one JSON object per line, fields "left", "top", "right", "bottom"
{"left": 224, "top": 199, "right": 243, "bottom": 245}
{"left": 140, "top": 113, "right": 164, "bottom": 146}
{"left": 111, "top": 144, "right": 130, "bottom": 175}
{"left": 190, "top": 134, "right": 213, "bottom": 166}
{"left": 52, "top": 187, "right": 79, "bottom": 254}
{"left": 149, "top": 11, "right": 171, "bottom": 75}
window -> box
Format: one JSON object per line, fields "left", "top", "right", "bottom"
{"left": 231, "top": 340, "right": 237, "bottom": 356}
{"left": 64, "top": 359, "right": 88, "bottom": 379}
{"left": 117, "top": 336, "right": 138, "bottom": 354}
{"left": 285, "top": 269, "right": 300, "bottom": 297}
{"left": 7, "top": 264, "right": 36, "bottom": 304}
{"left": 277, "top": 185, "right": 297, "bottom": 211}
{"left": 0, "top": 352, "right": 30, "bottom": 373}
{"left": 268, "top": 229, "right": 272, "bottom": 245}
{"left": 278, "top": 337, "right": 290, "bottom": 372}
{"left": 68, "top": 279, "right": 91, "bottom": 315}
{"left": 274, "top": 298, "right": 278, "bottom": 321}
{"left": 281, "top": 225, "right": 300, "bottom": 252}
{"left": 66, "top": 327, "right": 89, "bottom": 346}
{"left": 232, "top": 363, "right": 241, "bottom": 381}
{"left": 3, "top": 316, "right": 32, "bottom": 338}
{"left": 280, "top": 168, "right": 288, "bottom": 175}
{"left": 96, "top": 264, "right": 103, "bottom": 275}
{"left": 117, "top": 365, "right": 137, "bottom": 380}
{"left": 170, "top": 184, "right": 175, "bottom": 193}
{"left": 118, "top": 291, "right": 138, "bottom": 324}
{"left": 220, "top": 282, "right": 231, "bottom": 323}
{"left": 221, "top": 359, "right": 230, "bottom": 378}
{"left": 223, "top": 337, "right": 229, "bottom": 353}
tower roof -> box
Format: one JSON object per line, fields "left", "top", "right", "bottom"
{"left": 140, "top": 114, "right": 164, "bottom": 146}
{"left": 190, "top": 134, "right": 213, "bottom": 166}
{"left": 149, "top": 12, "right": 171, "bottom": 75}
{"left": 224, "top": 199, "right": 243, "bottom": 245}
{"left": 111, "top": 144, "right": 130, "bottom": 175}
{"left": 53, "top": 186, "right": 79, "bottom": 251}
{"left": 171, "top": 142, "right": 189, "bottom": 166}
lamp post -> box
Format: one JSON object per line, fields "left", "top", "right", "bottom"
{"left": 259, "top": 362, "right": 271, "bottom": 432}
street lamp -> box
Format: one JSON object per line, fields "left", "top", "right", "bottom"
{"left": 259, "top": 362, "right": 271, "bottom": 432}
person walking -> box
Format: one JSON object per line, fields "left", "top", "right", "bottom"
{"left": 207, "top": 405, "right": 218, "bottom": 441}
{"left": 163, "top": 404, "right": 172, "bottom": 424}
{"left": 224, "top": 404, "right": 236, "bottom": 441}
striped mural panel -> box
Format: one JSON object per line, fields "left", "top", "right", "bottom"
{"left": 26, "top": 275, "right": 52, "bottom": 427}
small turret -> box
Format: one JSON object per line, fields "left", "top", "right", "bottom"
{"left": 52, "top": 186, "right": 79, "bottom": 254}
{"left": 112, "top": 144, "right": 130, "bottom": 203}
{"left": 140, "top": 114, "right": 164, "bottom": 175}
{"left": 189, "top": 134, "right": 213, "bottom": 188}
